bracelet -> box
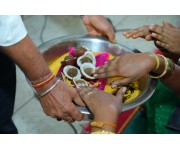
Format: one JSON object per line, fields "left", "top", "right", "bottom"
{"left": 150, "top": 52, "right": 160, "bottom": 71}
{"left": 35, "top": 78, "right": 61, "bottom": 99}
{"left": 150, "top": 55, "right": 169, "bottom": 79}
{"left": 30, "top": 71, "right": 51, "bottom": 85}
{"left": 91, "top": 130, "right": 115, "bottom": 134}
{"left": 32, "top": 74, "right": 55, "bottom": 88}
{"left": 161, "top": 58, "right": 175, "bottom": 79}
{"left": 90, "top": 121, "right": 117, "bottom": 129}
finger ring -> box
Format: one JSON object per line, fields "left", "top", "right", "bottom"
{"left": 111, "top": 58, "right": 117, "bottom": 64}
{"left": 64, "top": 119, "right": 71, "bottom": 123}
{"left": 87, "top": 91, "right": 93, "bottom": 96}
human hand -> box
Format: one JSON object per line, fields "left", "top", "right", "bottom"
{"left": 123, "top": 25, "right": 153, "bottom": 41}
{"left": 81, "top": 15, "right": 115, "bottom": 43}
{"left": 38, "top": 79, "right": 84, "bottom": 122}
{"left": 149, "top": 23, "right": 180, "bottom": 55}
{"left": 76, "top": 86, "right": 126, "bottom": 124}
{"left": 93, "top": 53, "right": 157, "bottom": 87}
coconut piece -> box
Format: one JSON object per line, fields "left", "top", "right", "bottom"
{"left": 77, "top": 51, "right": 96, "bottom": 67}
{"left": 80, "top": 63, "right": 95, "bottom": 80}
{"left": 61, "top": 56, "right": 77, "bottom": 67}
{"left": 73, "top": 77, "right": 88, "bottom": 87}
{"left": 67, "top": 68, "right": 78, "bottom": 77}
{"left": 63, "top": 65, "right": 81, "bottom": 80}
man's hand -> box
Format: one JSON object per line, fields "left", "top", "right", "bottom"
{"left": 1, "top": 35, "right": 84, "bottom": 122}
{"left": 82, "top": 15, "right": 115, "bottom": 43}
{"left": 39, "top": 80, "right": 84, "bottom": 122}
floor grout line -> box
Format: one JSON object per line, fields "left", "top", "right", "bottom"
{"left": 13, "top": 95, "right": 35, "bottom": 115}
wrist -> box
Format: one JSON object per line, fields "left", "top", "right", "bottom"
{"left": 145, "top": 52, "right": 158, "bottom": 71}
{"left": 35, "top": 76, "right": 56, "bottom": 94}
{"left": 93, "top": 108, "right": 119, "bottom": 132}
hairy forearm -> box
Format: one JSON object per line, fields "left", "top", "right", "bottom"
{"left": 0, "top": 35, "right": 50, "bottom": 81}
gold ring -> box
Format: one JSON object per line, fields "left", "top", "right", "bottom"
{"left": 87, "top": 91, "right": 93, "bottom": 96}
{"left": 64, "top": 119, "right": 71, "bottom": 123}
{"left": 111, "top": 59, "right": 117, "bottom": 64}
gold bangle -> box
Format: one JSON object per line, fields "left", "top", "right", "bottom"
{"left": 90, "top": 121, "right": 117, "bottom": 129}
{"left": 150, "top": 55, "right": 168, "bottom": 79}
{"left": 91, "top": 130, "right": 115, "bottom": 134}
{"left": 150, "top": 52, "right": 160, "bottom": 71}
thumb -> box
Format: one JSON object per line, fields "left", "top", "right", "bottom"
{"left": 163, "top": 21, "right": 175, "bottom": 28}
{"left": 115, "top": 87, "right": 127, "bottom": 103}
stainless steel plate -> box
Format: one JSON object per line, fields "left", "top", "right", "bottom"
{"left": 38, "top": 35, "right": 157, "bottom": 120}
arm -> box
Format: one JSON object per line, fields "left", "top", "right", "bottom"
{"left": 160, "top": 64, "right": 180, "bottom": 96}
{"left": 94, "top": 52, "right": 180, "bottom": 96}
{"left": 81, "top": 15, "right": 115, "bottom": 43}
{"left": 0, "top": 16, "right": 84, "bottom": 121}
{"left": 77, "top": 86, "right": 126, "bottom": 133}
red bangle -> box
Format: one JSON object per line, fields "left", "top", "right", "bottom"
{"left": 32, "top": 74, "right": 55, "bottom": 88}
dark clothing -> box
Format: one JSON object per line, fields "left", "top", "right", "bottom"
{"left": 0, "top": 51, "right": 18, "bottom": 134}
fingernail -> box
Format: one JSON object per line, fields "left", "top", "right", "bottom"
{"left": 149, "top": 25, "right": 154, "bottom": 30}
{"left": 121, "top": 87, "right": 127, "bottom": 93}
{"left": 151, "top": 33, "right": 156, "bottom": 36}
{"left": 91, "top": 70, "right": 95, "bottom": 74}
{"left": 112, "top": 84, "right": 117, "bottom": 88}
{"left": 76, "top": 85, "right": 80, "bottom": 89}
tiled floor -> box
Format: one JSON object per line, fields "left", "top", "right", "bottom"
{"left": 13, "top": 15, "right": 180, "bottom": 134}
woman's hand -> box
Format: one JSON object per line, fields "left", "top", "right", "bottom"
{"left": 123, "top": 25, "right": 152, "bottom": 41}
{"left": 76, "top": 86, "right": 126, "bottom": 124}
{"left": 93, "top": 53, "right": 157, "bottom": 87}
{"left": 82, "top": 15, "right": 115, "bottom": 43}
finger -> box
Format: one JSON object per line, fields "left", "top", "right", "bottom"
{"left": 132, "top": 32, "right": 145, "bottom": 38}
{"left": 94, "top": 58, "right": 118, "bottom": 74}
{"left": 156, "top": 41, "right": 169, "bottom": 50}
{"left": 94, "top": 70, "right": 119, "bottom": 79}
{"left": 95, "top": 64, "right": 116, "bottom": 74}
{"left": 73, "top": 89, "right": 86, "bottom": 106}
{"left": 149, "top": 24, "right": 164, "bottom": 35}
{"left": 63, "top": 116, "right": 75, "bottom": 123}
{"left": 64, "top": 102, "right": 83, "bottom": 121}
{"left": 116, "top": 87, "right": 127, "bottom": 102}
{"left": 151, "top": 33, "right": 168, "bottom": 43}
{"left": 105, "top": 25, "right": 116, "bottom": 43}
{"left": 145, "top": 34, "right": 153, "bottom": 41}
{"left": 123, "top": 30, "right": 139, "bottom": 38}
{"left": 111, "top": 78, "right": 132, "bottom": 88}
{"left": 163, "top": 21, "right": 176, "bottom": 28}
{"left": 77, "top": 86, "right": 97, "bottom": 104}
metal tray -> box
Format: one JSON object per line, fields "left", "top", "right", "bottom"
{"left": 38, "top": 35, "right": 157, "bottom": 120}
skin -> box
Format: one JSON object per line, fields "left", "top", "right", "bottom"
{"left": 123, "top": 21, "right": 180, "bottom": 55}
{"left": 82, "top": 15, "right": 115, "bottom": 43}
{"left": 0, "top": 15, "right": 115, "bottom": 122}
{"left": 93, "top": 52, "right": 180, "bottom": 96}
{"left": 77, "top": 86, "right": 126, "bottom": 133}
{"left": 1, "top": 36, "right": 83, "bottom": 122}
{"left": 93, "top": 53, "right": 157, "bottom": 86}
{"left": 150, "top": 23, "right": 180, "bottom": 55}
